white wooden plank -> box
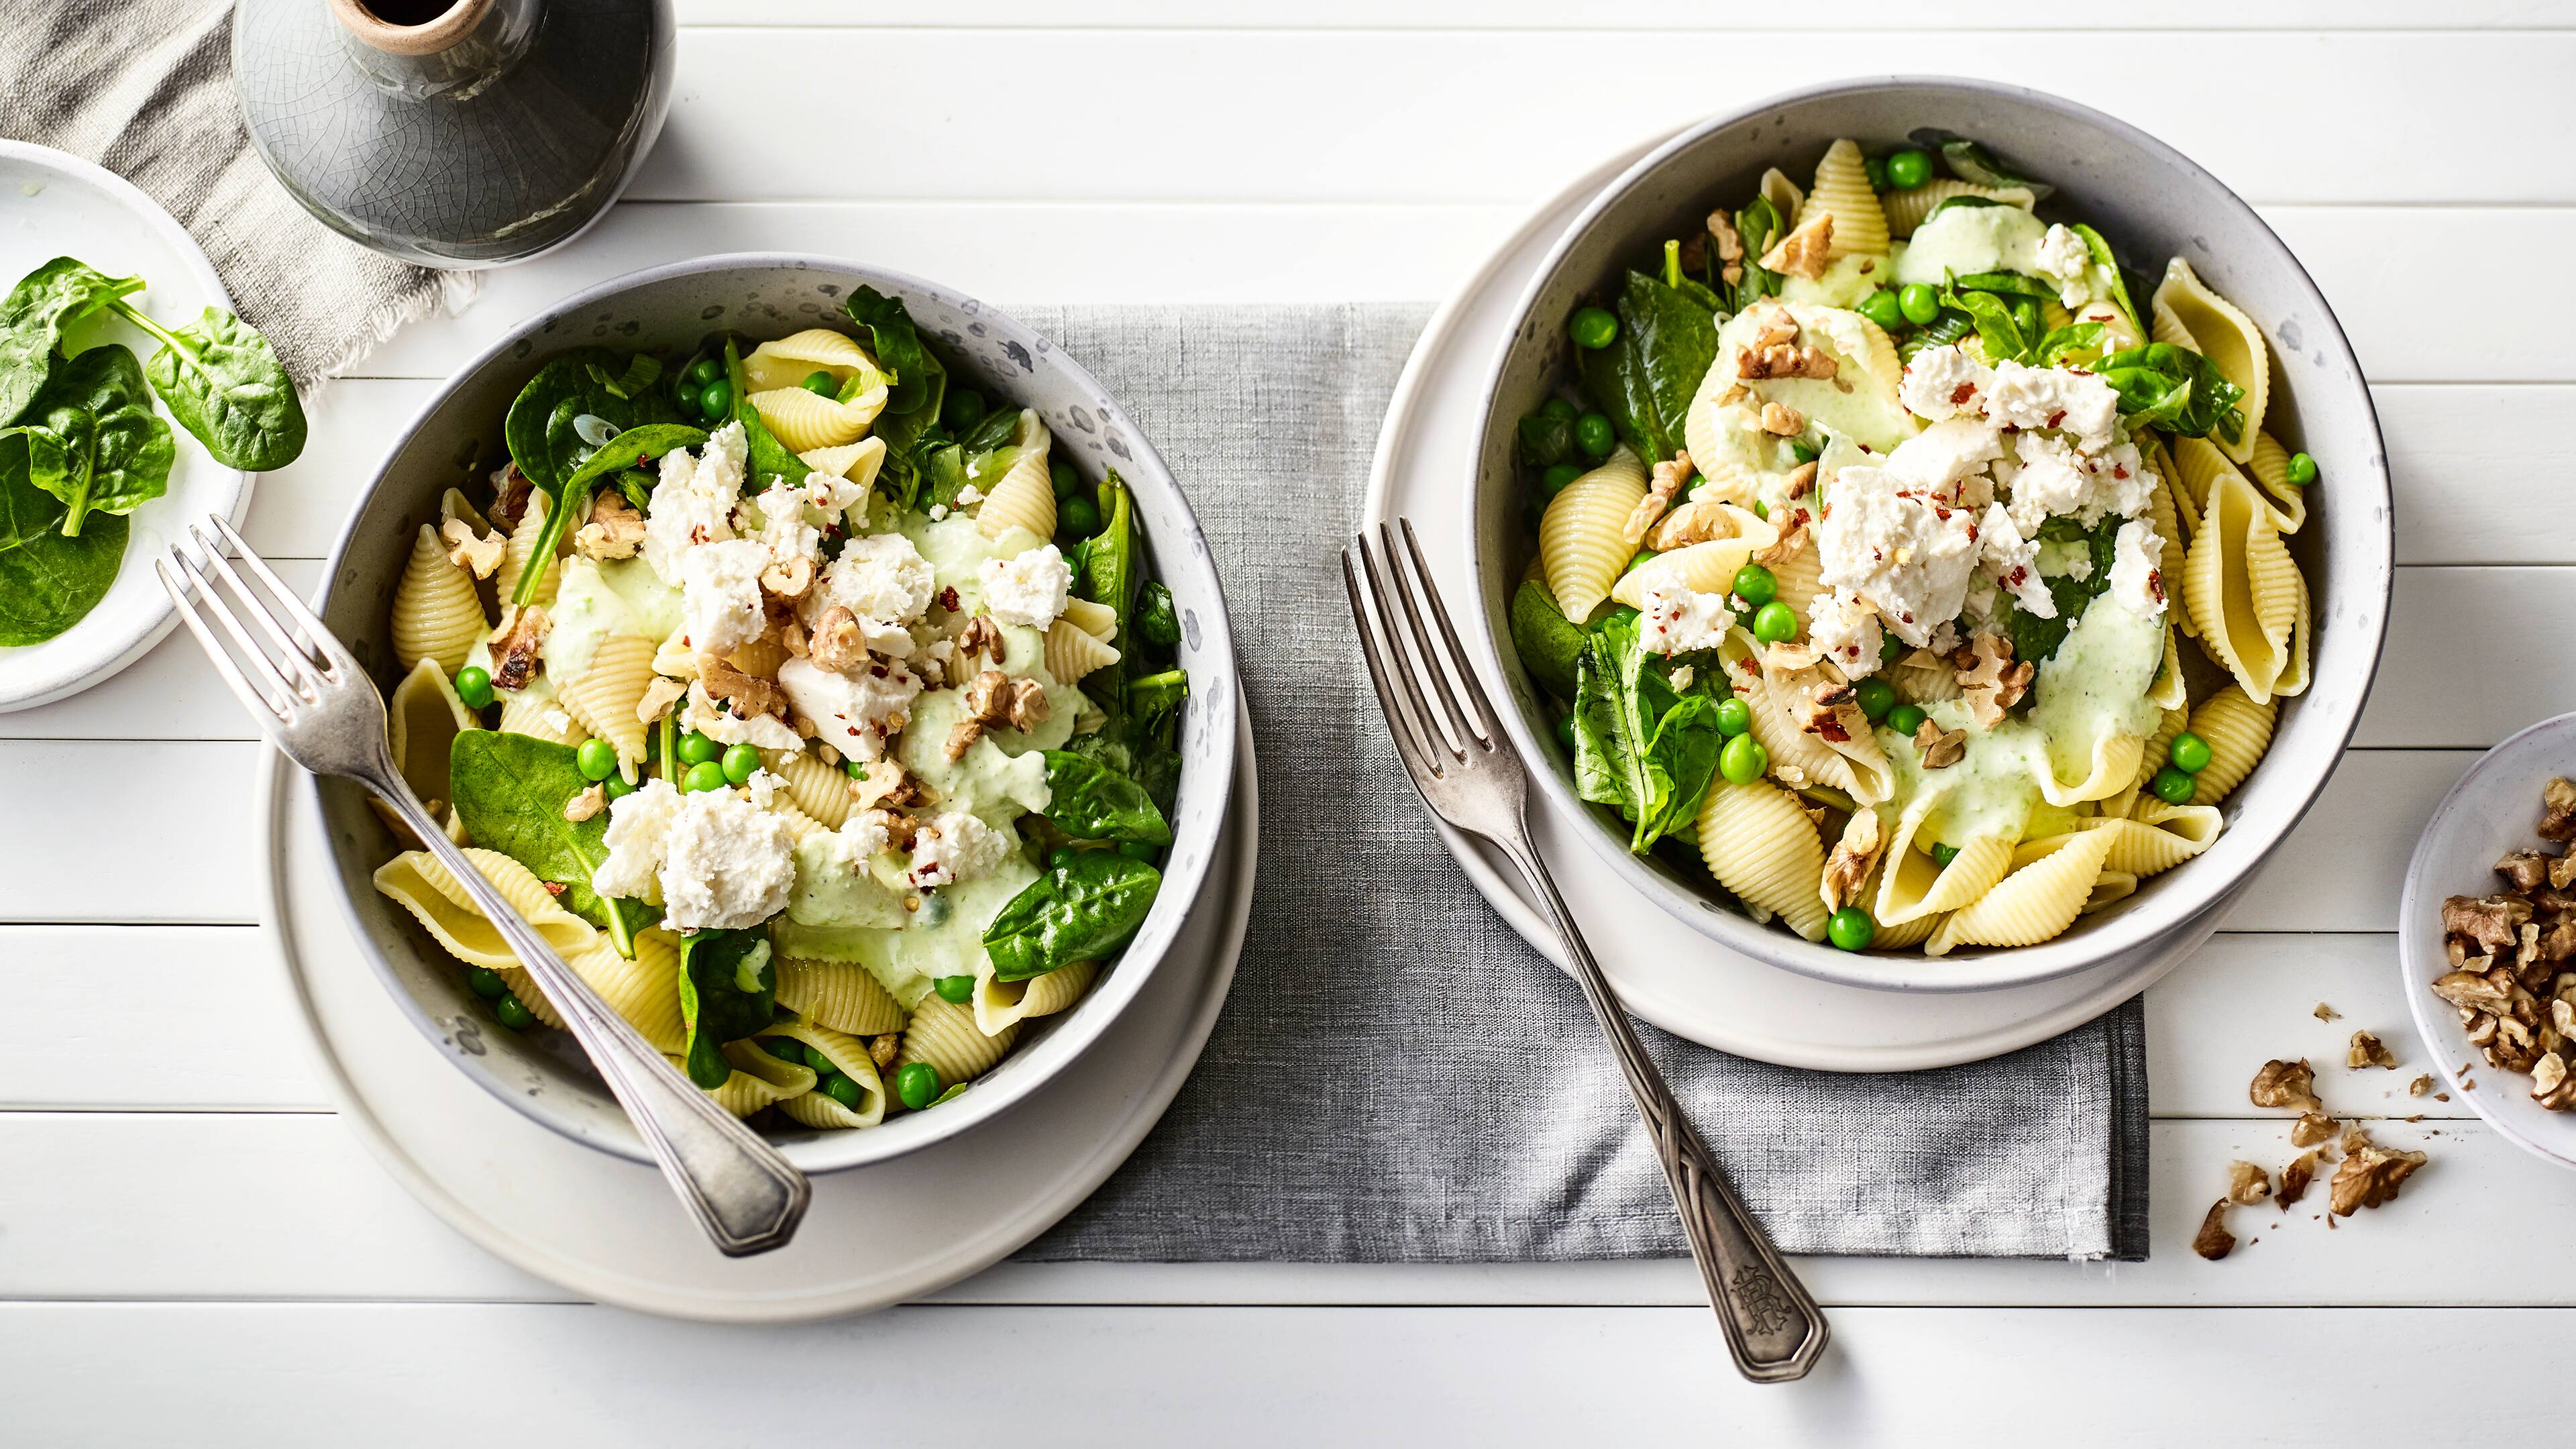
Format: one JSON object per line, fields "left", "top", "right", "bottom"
{"left": 0, "top": 1302, "right": 2560, "bottom": 1445}
{"left": 631, "top": 33, "right": 2576, "bottom": 205}
{"left": 2147, "top": 933, "right": 2460, "bottom": 1120}
{"left": 2354, "top": 570, "right": 2576, "bottom": 749}
{"left": 2226, "top": 751, "right": 2470, "bottom": 933}
{"left": 679, "top": 1, "right": 2570, "bottom": 26}
{"left": 0, "top": 742, "right": 262, "bottom": 924}
{"left": 0, "top": 928, "right": 326, "bottom": 1112}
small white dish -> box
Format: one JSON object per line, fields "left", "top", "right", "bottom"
{"left": 2400, "top": 712, "right": 2576, "bottom": 1171}
{"left": 0, "top": 140, "right": 251, "bottom": 714}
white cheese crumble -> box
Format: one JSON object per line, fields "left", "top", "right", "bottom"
{"left": 819, "top": 533, "right": 935, "bottom": 625}
{"left": 906, "top": 810, "right": 1010, "bottom": 890}
{"left": 641, "top": 422, "right": 747, "bottom": 586}
{"left": 1807, "top": 589, "right": 1886, "bottom": 678}
{"left": 979, "top": 543, "right": 1071, "bottom": 629}
{"left": 1882, "top": 418, "right": 2006, "bottom": 502}
{"left": 777, "top": 655, "right": 921, "bottom": 761}
{"left": 593, "top": 777, "right": 686, "bottom": 903}
{"left": 743, "top": 482, "right": 821, "bottom": 574}
{"left": 2034, "top": 224, "right": 2094, "bottom": 309}
{"left": 686, "top": 680, "right": 803, "bottom": 751}
{"left": 1898, "top": 345, "right": 1995, "bottom": 423}
{"left": 1975, "top": 503, "right": 2056, "bottom": 619}
{"left": 1986, "top": 361, "right": 2121, "bottom": 450}
{"left": 1640, "top": 584, "right": 1733, "bottom": 655}
{"left": 678, "top": 537, "right": 770, "bottom": 658}
{"left": 744, "top": 767, "right": 787, "bottom": 812}
{"left": 658, "top": 787, "right": 798, "bottom": 932}
{"left": 1815, "top": 464, "right": 1981, "bottom": 647}
{"left": 2108, "top": 517, "right": 2167, "bottom": 616}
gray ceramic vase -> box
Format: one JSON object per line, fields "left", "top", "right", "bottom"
{"left": 232, "top": 0, "right": 675, "bottom": 268}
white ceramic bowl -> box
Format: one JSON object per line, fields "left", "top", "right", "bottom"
{"left": 2400, "top": 714, "right": 2576, "bottom": 1171}
{"left": 1466, "top": 78, "right": 2394, "bottom": 994}
{"left": 307, "top": 254, "right": 1240, "bottom": 1173}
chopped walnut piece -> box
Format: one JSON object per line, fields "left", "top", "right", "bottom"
{"left": 1915, "top": 718, "right": 1968, "bottom": 770}
{"left": 2328, "top": 1143, "right": 2426, "bottom": 1216}
{"left": 561, "top": 784, "right": 606, "bottom": 822}
{"left": 1821, "top": 809, "right": 1884, "bottom": 914}
{"left": 2290, "top": 1112, "right": 2337, "bottom": 1148}
{"left": 1955, "top": 631, "right": 2033, "bottom": 729}
{"left": 2551, "top": 855, "right": 2576, "bottom": 892}
{"left": 636, "top": 676, "right": 686, "bottom": 726}
{"left": 2348, "top": 1030, "right": 2398, "bottom": 1070}
{"left": 1647, "top": 500, "right": 1746, "bottom": 551}
{"left": 488, "top": 606, "right": 548, "bottom": 692}
{"left": 2314, "top": 1002, "right": 2340, "bottom": 1022}
{"left": 2542, "top": 777, "right": 2576, "bottom": 841}
{"left": 1752, "top": 506, "right": 1811, "bottom": 568}
{"left": 1758, "top": 401, "right": 1805, "bottom": 437}
{"left": 2444, "top": 895, "right": 2531, "bottom": 957}
{"left": 1758, "top": 213, "right": 1833, "bottom": 281}
{"left": 946, "top": 668, "right": 1030, "bottom": 761}
{"left": 2407, "top": 1073, "right": 2434, "bottom": 1097}
{"left": 2277, "top": 1151, "right": 2319, "bottom": 1206}
{"left": 696, "top": 651, "right": 788, "bottom": 719}
{"left": 1623, "top": 451, "right": 1693, "bottom": 547}
{"left": 486, "top": 462, "right": 533, "bottom": 534}
{"left": 1706, "top": 207, "right": 1745, "bottom": 288}
{"left": 2339, "top": 1122, "right": 2373, "bottom": 1157}
{"left": 808, "top": 606, "right": 870, "bottom": 676}
{"left": 2249, "top": 1059, "right": 2323, "bottom": 1114}
{"left": 2533, "top": 1051, "right": 2576, "bottom": 1110}
{"left": 2498, "top": 849, "right": 2555, "bottom": 894}
{"left": 440, "top": 517, "right": 505, "bottom": 579}
{"left": 1780, "top": 461, "right": 1820, "bottom": 502}
{"left": 956, "top": 614, "right": 1005, "bottom": 667}
{"left": 2430, "top": 968, "right": 2516, "bottom": 1016}
{"left": 2225, "top": 1161, "right": 2272, "bottom": 1206}
{"left": 1739, "top": 344, "right": 1839, "bottom": 382}
{"left": 572, "top": 491, "right": 646, "bottom": 561}
{"left": 866, "top": 1033, "right": 900, "bottom": 1069}
{"left": 2191, "top": 1201, "right": 2235, "bottom": 1260}
{"left": 1749, "top": 309, "right": 1799, "bottom": 354}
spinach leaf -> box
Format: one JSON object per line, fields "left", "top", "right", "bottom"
{"left": 841, "top": 285, "right": 946, "bottom": 419}
{"left": 6, "top": 344, "right": 174, "bottom": 534}
{"left": 1996, "top": 514, "right": 2122, "bottom": 666}
{"left": 1078, "top": 474, "right": 1139, "bottom": 716}
{"left": 507, "top": 421, "right": 707, "bottom": 607}
{"left": 1040, "top": 750, "right": 1172, "bottom": 845}
{"left": 982, "top": 851, "right": 1162, "bottom": 981}
{"left": 721, "top": 336, "right": 810, "bottom": 490}
{"left": 1909, "top": 128, "right": 2056, "bottom": 201}
{"left": 1951, "top": 270, "right": 2055, "bottom": 299}
{"left": 1570, "top": 611, "right": 1726, "bottom": 853}
{"left": 0, "top": 431, "right": 126, "bottom": 645}
{"left": 1507, "top": 576, "right": 1587, "bottom": 700}
{"left": 2068, "top": 224, "right": 2141, "bottom": 334}
{"left": 676, "top": 928, "right": 776, "bottom": 1089}
{"left": 112, "top": 302, "right": 306, "bottom": 472}
{"left": 447, "top": 729, "right": 658, "bottom": 954}
{"left": 2031, "top": 321, "right": 2108, "bottom": 368}
{"left": 0, "top": 258, "right": 140, "bottom": 426}
{"left": 957, "top": 403, "right": 1020, "bottom": 456}
{"left": 584, "top": 353, "right": 661, "bottom": 401}
{"left": 503, "top": 347, "right": 683, "bottom": 494}
{"left": 1516, "top": 411, "right": 1576, "bottom": 468}
{"left": 2097, "top": 343, "right": 2246, "bottom": 444}
{"left": 1941, "top": 284, "right": 2031, "bottom": 364}
{"left": 1578, "top": 268, "right": 1719, "bottom": 462}
{"left": 1728, "top": 197, "right": 1784, "bottom": 315}
{"left": 1135, "top": 580, "right": 1181, "bottom": 649}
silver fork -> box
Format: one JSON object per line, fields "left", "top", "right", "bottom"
{"left": 1344, "top": 519, "right": 1829, "bottom": 1383}
{"left": 159, "top": 515, "right": 810, "bottom": 1258}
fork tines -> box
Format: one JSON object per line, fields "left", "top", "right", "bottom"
{"left": 156, "top": 515, "right": 348, "bottom": 725}
{"left": 1342, "top": 518, "right": 1505, "bottom": 780}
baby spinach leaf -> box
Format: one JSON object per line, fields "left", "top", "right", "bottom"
{"left": 503, "top": 348, "right": 684, "bottom": 494}
{"left": 1909, "top": 128, "right": 2056, "bottom": 201}
{"left": 0, "top": 258, "right": 141, "bottom": 426}
{"left": 1578, "top": 268, "right": 1719, "bottom": 463}
{"left": 1135, "top": 580, "right": 1181, "bottom": 649}
{"left": 507, "top": 421, "right": 707, "bottom": 607}
{"left": 720, "top": 335, "right": 811, "bottom": 491}
{"left": 842, "top": 285, "right": 946, "bottom": 419}
{"left": 2069, "top": 224, "right": 2141, "bottom": 334}
{"left": 1570, "top": 611, "right": 1725, "bottom": 853}
{"left": 982, "top": 851, "right": 1161, "bottom": 982}
{"left": 1728, "top": 197, "right": 1784, "bottom": 315}
{"left": 1517, "top": 411, "right": 1576, "bottom": 468}
{"left": 584, "top": 353, "right": 661, "bottom": 400}
{"left": 1508, "top": 576, "right": 1587, "bottom": 700}
{"left": 1040, "top": 750, "right": 1172, "bottom": 844}
{"left": 0, "top": 431, "right": 127, "bottom": 645}
{"left": 2031, "top": 321, "right": 2108, "bottom": 369}
{"left": 676, "top": 928, "right": 777, "bottom": 1089}
{"left": 1941, "top": 284, "right": 2031, "bottom": 365}
{"left": 2097, "top": 343, "right": 2246, "bottom": 444}
{"left": 447, "top": 729, "right": 658, "bottom": 954}
{"left": 1951, "top": 270, "right": 2054, "bottom": 300}
{"left": 7, "top": 344, "right": 174, "bottom": 534}
{"left": 1996, "top": 514, "right": 2123, "bottom": 667}
{"left": 113, "top": 302, "right": 306, "bottom": 472}
{"left": 1079, "top": 474, "right": 1139, "bottom": 714}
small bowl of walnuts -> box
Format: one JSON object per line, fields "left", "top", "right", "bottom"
{"left": 2400, "top": 712, "right": 2576, "bottom": 1170}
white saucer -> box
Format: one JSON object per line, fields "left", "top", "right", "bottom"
{"left": 0, "top": 140, "right": 251, "bottom": 713}
{"left": 260, "top": 702, "right": 1256, "bottom": 1322}
{"left": 1364, "top": 142, "right": 2221, "bottom": 1072}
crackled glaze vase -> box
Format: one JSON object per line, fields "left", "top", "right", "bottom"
{"left": 233, "top": 0, "right": 675, "bottom": 268}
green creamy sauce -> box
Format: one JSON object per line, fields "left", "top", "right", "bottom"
{"left": 1776, "top": 253, "right": 1888, "bottom": 311}
{"left": 773, "top": 851, "right": 1042, "bottom": 1008}
{"left": 1890, "top": 205, "right": 2051, "bottom": 288}
{"left": 543, "top": 557, "right": 684, "bottom": 680}
{"left": 2027, "top": 592, "right": 2167, "bottom": 777}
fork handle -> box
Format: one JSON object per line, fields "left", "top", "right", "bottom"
{"left": 1495, "top": 837, "right": 1829, "bottom": 1383}
{"left": 364, "top": 757, "right": 811, "bottom": 1257}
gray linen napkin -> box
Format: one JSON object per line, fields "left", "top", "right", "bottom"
{"left": 0, "top": 0, "right": 472, "bottom": 389}
{"left": 1015, "top": 304, "right": 2149, "bottom": 1262}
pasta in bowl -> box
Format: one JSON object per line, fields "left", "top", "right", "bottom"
{"left": 1472, "top": 82, "right": 2389, "bottom": 992}
{"left": 313, "top": 257, "right": 1237, "bottom": 1169}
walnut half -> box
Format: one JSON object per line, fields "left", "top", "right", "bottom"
{"left": 2249, "top": 1059, "right": 2323, "bottom": 1114}
{"left": 2347, "top": 1030, "right": 2398, "bottom": 1070}
{"left": 2328, "top": 1144, "right": 2426, "bottom": 1216}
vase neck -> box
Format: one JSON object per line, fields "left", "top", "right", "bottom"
{"left": 329, "top": 0, "right": 540, "bottom": 100}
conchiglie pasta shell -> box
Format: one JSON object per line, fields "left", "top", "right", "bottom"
{"left": 2145, "top": 460, "right": 2192, "bottom": 637}
{"left": 728, "top": 636, "right": 790, "bottom": 681}
{"left": 533, "top": 929, "right": 684, "bottom": 1053}
{"left": 751, "top": 386, "right": 881, "bottom": 453}
{"left": 775, "top": 955, "right": 908, "bottom": 1035}
{"left": 1608, "top": 508, "right": 1777, "bottom": 609}
{"left": 2081, "top": 869, "right": 2139, "bottom": 916}
{"left": 1890, "top": 647, "right": 1960, "bottom": 706}
{"left": 973, "top": 957, "right": 1099, "bottom": 1036}
{"left": 1926, "top": 827, "right": 2116, "bottom": 956}
{"left": 556, "top": 633, "right": 655, "bottom": 775}
{"left": 392, "top": 523, "right": 486, "bottom": 674}
{"left": 2245, "top": 431, "right": 2307, "bottom": 533}
{"left": 1878, "top": 179, "right": 2035, "bottom": 237}
{"left": 802, "top": 437, "right": 886, "bottom": 493}
{"left": 893, "top": 993, "right": 1017, "bottom": 1095}
{"left": 2106, "top": 705, "right": 2192, "bottom": 819}
{"left": 700, "top": 1041, "right": 815, "bottom": 1118}
{"left": 1045, "top": 619, "right": 1120, "bottom": 685}
{"left": 2154, "top": 258, "right": 2269, "bottom": 463}
{"left": 372, "top": 847, "right": 599, "bottom": 972}
{"left": 744, "top": 328, "right": 877, "bottom": 390}
{"left": 496, "top": 676, "right": 588, "bottom": 747}
{"left": 1539, "top": 447, "right": 1648, "bottom": 624}
{"left": 2182, "top": 460, "right": 2297, "bottom": 703}
{"left": 1061, "top": 597, "right": 1117, "bottom": 641}
{"left": 2070, "top": 806, "right": 2222, "bottom": 877}
{"left": 2271, "top": 569, "right": 2312, "bottom": 700}
{"left": 437, "top": 485, "right": 491, "bottom": 538}
{"left": 2185, "top": 684, "right": 2276, "bottom": 806}
{"left": 770, "top": 751, "right": 854, "bottom": 828}
{"left": 1695, "top": 779, "right": 1831, "bottom": 941}
{"left": 761, "top": 1016, "right": 886, "bottom": 1128}
{"left": 1764, "top": 537, "right": 1829, "bottom": 627}
{"left": 493, "top": 493, "right": 559, "bottom": 610}
{"left": 2148, "top": 621, "right": 2188, "bottom": 713}
{"left": 2032, "top": 728, "right": 2145, "bottom": 810}
{"left": 1807, "top": 138, "right": 1889, "bottom": 258}
{"left": 1758, "top": 166, "right": 1804, "bottom": 229}
{"left": 1874, "top": 822, "right": 2014, "bottom": 928}
{"left": 387, "top": 657, "right": 477, "bottom": 805}
{"left": 2149, "top": 297, "right": 2200, "bottom": 353}
{"left": 977, "top": 453, "right": 1057, "bottom": 541}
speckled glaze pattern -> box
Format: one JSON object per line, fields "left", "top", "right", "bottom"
{"left": 309, "top": 256, "right": 1240, "bottom": 1172}
{"left": 231, "top": 0, "right": 674, "bottom": 268}
{"left": 1467, "top": 78, "right": 2394, "bottom": 994}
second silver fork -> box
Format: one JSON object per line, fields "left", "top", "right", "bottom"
{"left": 1344, "top": 517, "right": 1829, "bottom": 1383}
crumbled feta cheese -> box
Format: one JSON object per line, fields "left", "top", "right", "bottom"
{"left": 2002, "top": 433, "right": 2100, "bottom": 535}
{"left": 658, "top": 786, "right": 798, "bottom": 932}
{"left": 742, "top": 482, "right": 821, "bottom": 573}
{"left": 906, "top": 810, "right": 1010, "bottom": 890}
{"left": 678, "top": 538, "right": 769, "bottom": 658}
{"left": 641, "top": 422, "right": 747, "bottom": 585}
{"left": 542, "top": 708, "right": 572, "bottom": 737}
{"left": 777, "top": 655, "right": 921, "bottom": 761}
{"left": 928, "top": 504, "right": 948, "bottom": 521}
{"left": 1807, "top": 590, "right": 1886, "bottom": 678}
{"left": 1898, "top": 345, "right": 1996, "bottom": 423}
{"left": 743, "top": 766, "right": 787, "bottom": 812}
{"left": 955, "top": 484, "right": 983, "bottom": 507}
{"left": 1670, "top": 665, "right": 1695, "bottom": 692}
{"left": 593, "top": 777, "right": 686, "bottom": 902}
{"left": 835, "top": 809, "right": 890, "bottom": 861}
{"left": 2035, "top": 224, "right": 2094, "bottom": 309}
{"left": 1976, "top": 503, "right": 2056, "bottom": 619}
{"left": 801, "top": 470, "right": 867, "bottom": 517}
{"left": 685, "top": 680, "right": 804, "bottom": 751}
{"left": 1640, "top": 584, "right": 1733, "bottom": 655}
{"left": 818, "top": 533, "right": 935, "bottom": 625}
{"left": 1815, "top": 464, "right": 1982, "bottom": 647}
{"left": 1987, "top": 362, "right": 2121, "bottom": 450}
{"left": 1881, "top": 418, "right": 2005, "bottom": 502}
{"left": 980, "top": 543, "right": 1071, "bottom": 629}
{"left": 2108, "top": 516, "right": 2167, "bottom": 616}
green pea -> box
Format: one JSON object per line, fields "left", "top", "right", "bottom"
{"left": 698, "top": 378, "right": 731, "bottom": 418}
{"left": 1574, "top": 413, "right": 1616, "bottom": 459}
{"left": 601, "top": 772, "right": 636, "bottom": 800}
{"left": 576, "top": 737, "right": 618, "bottom": 782}
{"left": 674, "top": 387, "right": 703, "bottom": 422}
{"left": 895, "top": 1061, "right": 941, "bottom": 1111}
{"left": 1117, "top": 840, "right": 1158, "bottom": 861}
{"left": 1898, "top": 283, "right": 1941, "bottom": 326}
{"left": 1570, "top": 306, "right": 1619, "bottom": 350}
{"left": 1827, "top": 906, "right": 1876, "bottom": 952}
{"left": 1719, "top": 732, "right": 1768, "bottom": 786}
{"left": 1623, "top": 549, "right": 1658, "bottom": 574}
{"left": 1554, "top": 712, "right": 1578, "bottom": 751}
{"left": 1051, "top": 459, "right": 1080, "bottom": 499}
{"left": 2010, "top": 299, "right": 2042, "bottom": 338}
{"left": 684, "top": 760, "right": 729, "bottom": 794}
{"left": 677, "top": 730, "right": 719, "bottom": 766}
{"left": 453, "top": 665, "right": 493, "bottom": 710}
{"left": 684, "top": 356, "right": 722, "bottom": 389}
{"left": 721, "top": 743, "right": 762, "bottom": 786}
{"left": 843, "top": 759, "right": 870, "bottom": 780}
{"left": 820, "top": 1072, "right": 863, "bottom": 1110}
{"left": 945, "top": 388, "right": 988, "bottom": 432}
{"left": 795, "top": 1042, "right": 834, "bottom": 1075}
{"left": 1931, "top": 843, "right": 1960, "bottom": 867}
{"left": 1884, "top": 148, "right": 1934, "bottom": 190}
{"left": 1540, "top": 397, "right": 1578, "bottom": 422}
{"left": 494, "top": 994, "right": 537, "bottom": 1031}
{"left": 1713, "top": 696, "right": 1752, "bottom": 737}
{"left": 1858, "top": 289, "right": 1907, "bottom": 332}
{"left": 800, "top": 370, "right": 837, "bottom": 397}
{"left": 1863, "top": 155, "right": 1889, "bottom": 191}
{"left": 2149, "top": 766, "right": 2198, "bottom": 806}
{"left": 2286, "top": 451, "right": 2319, "bottom": 486}
{"left": 1854, "top": 678, "right": 1895, "bottom": 722}
{"left": 1732, "top": 564, "right": 1778, "bottom": 606}
{"left": 1887, "top": 703, "right": 1927, "bottom": 737}
{"left": 934, "top": 975, "right": 975, "bottom": 1004}
{"left": 1880, "top": 631, "right": 1903, "bottom": 665}
{"left": 763, "top": 1036, "right": 806, "bottom": 1064}
{"left": 1540, "top": 462, "right": 1583, "bottom": 497}
{"left": 1049, "top": 847, "right": 1079, "bottom": 872}
{"left": 2166, "top": 731, "right": 2213, "bottom": 775}
{"left": 1059, "top": 494, "right": 1102, "bottom": 537}
{"left": 1750, "top": 601, "right": 1797, "bottom": 644}
{"left": 466, "top": 966, "right": 508, "bottom": 1000}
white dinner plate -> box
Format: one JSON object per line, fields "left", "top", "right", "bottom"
{"left": 1363, "top": 137, "right": 2230, "bottom": 1071}
{"left": 0, "top": 140, "right": 251, "bottom": 712}
{"left": 259, "top": 700, "right": 1256, "bottom": 1322}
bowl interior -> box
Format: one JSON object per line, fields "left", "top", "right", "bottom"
{"left": 315, "top": 256, "right": 1238, "bottom": 1171}
{"left": 1470, "top": 79, "right": 2392, "bottom": 993}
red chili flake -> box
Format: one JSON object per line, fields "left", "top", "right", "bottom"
{"left": 2147, "top": 568, "right": 2166, "bottom": 604}
{"left": 690, "top": 525, "right": 710, "bottom": 545}
{"left": 1735, "top": 657, "right": 1761, "bottom": 676}
{"left": 541, "top": 881, "right": 567, "bottom": 896}
{"left": 1900, "top": 611, "right": 1915, "bottom": 624}
{"left": 1966, "top": 523, "right": 1979, "bottom": 542}
{"left": 2006, "top": 566, "right": 2028, "bottom": 586}
{"left": 2047, "top": 409, "right": 2066, "bottom": 429}
{"left": 938, "top": 586, "right": 961, "bottom": 612}
{"left": 2112, "top": 464, "right": 2129, "bottom": 480}
{"left": 1933, "top": 505, "right": 1951, "bottom": 521}
{"left": 1950, "top": 382, "right": 1976, "bottom": 406}
{"left": 869, "top": 664, "right": 888, "bottom": 678}
{"left": 1817, "top": 717, "right": 1851, "bottom": 743}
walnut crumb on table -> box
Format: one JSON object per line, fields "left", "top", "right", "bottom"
{"left": 2349, "top": 1030, "right": 2399, "bottom": 1069}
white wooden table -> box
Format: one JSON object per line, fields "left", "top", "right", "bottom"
{"left": 7, "top": 5, "right": 2572, "bottom": 1440}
